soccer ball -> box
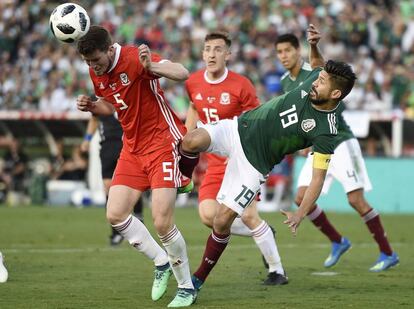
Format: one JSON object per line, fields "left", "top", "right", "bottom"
{"left": 49, "top": 3, "right": 90, "bottom": 43}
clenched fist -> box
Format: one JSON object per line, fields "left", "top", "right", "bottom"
{"left": 77, "top": 95, "right": 96, "bottom": 112}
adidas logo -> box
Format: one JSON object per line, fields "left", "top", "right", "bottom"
{"left": 195, "top": 93, "right": 203, "bottom": 100}
{"left": 172, "top": 259, "right": 183, "bottom": 267}
{"left": 301, "top": 90, "right": 308, "bottom": 99}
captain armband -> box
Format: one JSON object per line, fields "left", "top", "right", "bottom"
{"left": 312, "top": 152, "right": 331, "bottom": 170}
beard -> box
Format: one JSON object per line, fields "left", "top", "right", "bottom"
{"left": 310, "top": 97, "right": 329, "bottom": 105}
{"left": 310, "top": 86, "right": 329, "bottom": 105}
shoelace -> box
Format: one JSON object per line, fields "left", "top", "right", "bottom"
{"left": 154, "top": 269, "right": 166, "bottom": 281}
{"left": 176, "top": 289, "right": 192, "bottom": 298}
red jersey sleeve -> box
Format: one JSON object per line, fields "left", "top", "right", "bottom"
{"left": 136, "top": 52, "right": 164, "bottom": 80}
{"left": 240, "top": 78, "right": 260, "bottom": 111}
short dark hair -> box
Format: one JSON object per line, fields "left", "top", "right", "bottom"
{"left": 324, "top": 60, "right": 357, "bottom": 100}
{"left": 77, "top": 25, "right": 112, "bottom": 56}
{"left": 275, "top": 33, "right": 300, "bottom": 49}
{"left": 205, "top": 31, "right": 232, "bottom": 48}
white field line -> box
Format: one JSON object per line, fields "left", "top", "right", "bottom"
{"left": 1, "top": 242, "right": 407, "bottom": 254}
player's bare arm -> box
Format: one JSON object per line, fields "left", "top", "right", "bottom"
{"left": 80, "top": 115, "right": 99, "bottom": 152}
{"left": 77, "top": 95, "right": 115, "bottom": 115}
{"left": 138, "top": 44, "right": 189, "bottom": 81}
{"left": 282, "top": 153, "right": 329, "bottom": 234}
{"left": 184, "top": 103, "right": 199, "bottom": 131}
{"left": 307, "top": 24, "right": 324, "bottom": 69}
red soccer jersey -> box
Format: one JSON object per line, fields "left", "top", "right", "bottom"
{"left": 90, "top": 43, "right": 186, "bottom": 154}
{"left": 185, "top": 68, "right": 259, "bottom": 171}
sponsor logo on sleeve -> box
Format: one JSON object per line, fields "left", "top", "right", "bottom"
{"left": 301, "top": 119, "right": 316, "bottom": 132}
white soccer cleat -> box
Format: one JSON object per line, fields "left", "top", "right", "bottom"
{"left": 0, "top": 252, "right": 8, "bottom": 283}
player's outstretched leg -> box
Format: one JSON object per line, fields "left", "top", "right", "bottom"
{"left": 0, "top": 251, "right": 8, "bottom": 283}
{"left": 324, "top": 237, "right": 352, "bottom": 268}
{"left": 178, "top": 143, "right": 199, "bottom": 180}
{"left": 111, "top": 214, "right": 171, "bottom": 301}
{"left": 347, "top": 190, "right": 399, "bottom": 272}
{"left": 360, "top": 208, "right": 399, "bottom": 272}
{"left": 159, "top": 226, "right": 197, "bottom": 307}
{"left": 192, "top": 230, "right": 230, "bottom": 292}
{"left": 250, "top": 221, "right": 288, "bottom": 285}
{"left": 152, "top": 263, "right": 173, "bottom": 301}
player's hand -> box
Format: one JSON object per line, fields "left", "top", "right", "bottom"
{"left": 138, "top": 44, "right": 152, "bottom": 70}
{"left": 77, "top": 95, "right": 96, "bottom": 112}
{"left": 281, "top": 210, "right": 304, "bottom": 235}
{"left": 80, "top": 140, "right": 90, "bottom": 153}
{"left": 307, "top": 24, "right": 321, "bottom": 46}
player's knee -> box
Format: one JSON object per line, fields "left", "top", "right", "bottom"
{"left": 182, "top": 129, "right": 210, "bottom": 153}
{"left": 153, "top": 217, "right": 171, "bottom": 236}
{"left": 106, "top": 209, "right": 125, "bottom": 225}
{"left": 212, "top": 215, "right": 229, "bottom": 234}
{"left": 347, "top": 190, "right": 370, "bottom": 214}
{"left": 199, "top": 211, "right": 214, "bottom": 228}
{"left": 241, "top": 210, "right": 259, "bottom": 226}
{"left": 182, "top": 132, "right": 200, "bottom": 153}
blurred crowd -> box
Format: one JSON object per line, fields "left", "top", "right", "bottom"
{"left": 0, "top": 0, "right": 413, "bottom": 115}
{"left": 0, "top": 0, "right": 413, "bottom": 205}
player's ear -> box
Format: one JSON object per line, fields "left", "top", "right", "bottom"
{"left": 225, "top": 49, "right": 231, "bottom": 61}
{"left": 108, "top": 45, "right": 115, "bottom": 57}
{"left": 330, "top": 89, "right": 341, "bottom": 100}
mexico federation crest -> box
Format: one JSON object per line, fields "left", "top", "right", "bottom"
{"left": 120, "top": 73, "right": 130, "bottom": 86}
{"left": 301, "top": 119, "right": 316, "bottom": 132}
{"left": 220, "top": 92, "right": 230, "bottom": 105}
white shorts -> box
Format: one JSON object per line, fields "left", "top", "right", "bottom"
{"left": 199, "top": 118, "right": 266, "bottom": 215}
{"left": 297, "top": 138, "right": 372, "bottom": 194}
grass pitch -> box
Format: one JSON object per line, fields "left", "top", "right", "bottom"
{"left": 0, "top": 206, "right": 413, "bottom": 308}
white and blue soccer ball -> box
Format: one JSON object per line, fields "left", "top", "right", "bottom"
{"left": 49, "top": 3, "right": 90, "bottom": 43}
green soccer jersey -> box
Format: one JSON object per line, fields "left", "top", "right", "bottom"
{"left": 238, "top": 68, "right": 343, "bottom": 175}
{"left": 281, "top": 62, "right": 354, "bottom": 145}
{"left": 281, "top": 61, "right": 313, "bottom": 93}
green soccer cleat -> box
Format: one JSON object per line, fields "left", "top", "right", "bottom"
{"left": 151, "top": 265, "right": 172, "bottom": 301}
{"left": 177, "top": 180, "right": 194, "bottom": 194}
{"left": 167, "top": 288, "right": 197, "bottom": 307}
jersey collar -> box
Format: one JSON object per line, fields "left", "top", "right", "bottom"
{"left": 107, "top": 43, "right": 121, "bottom": 73}
{"left": 311, "top": 101, "right": 342, "bottom": 113}
{"left": 203, "top": 67, "right": 228, "bottom": 84}
{"left": 288, "top": 60, "right": 308, "bottom": 81}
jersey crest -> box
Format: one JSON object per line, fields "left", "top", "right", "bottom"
{"left": 120, "top": 72, "right": 130, "bottom": 86}
{"left": 301, "top": 119, "right": 316, "bottom": 132}
{"left": 220, "top": 92, "right": 230, "bottom": 105}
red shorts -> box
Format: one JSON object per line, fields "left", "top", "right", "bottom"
{"left": 198, "top": 169, "right": 225, "bottom": 202}
{"left": 111, "top": 145, "right": 186, "bottom": 192}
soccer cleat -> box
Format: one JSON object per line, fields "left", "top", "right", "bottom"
{"left": 0, "top": 252, "right": 8, "bottom": 283}
{"left": 324, "top": 237, "right": 351, "bottom": 268}
{"left": 263, "top": 271, "right": 288, "bottom": 286}
{"left": 167, "top": 288, "right": 197, "bottom": 307}
{"left": 191, "top": 275, "right": 204, "bottom": 292}
{"left": 110, "top": 233, "right": 124, "bottom": 246}
{"left": 151, "top": 264, "right": 172, "bottom": 301}
{"left": 177, "top": 180, "right": 194, "bottom": 194}
{"left": 369, "top": 252, "right": 399, "bottom": 272}
{"left": 262, "top": 225, "right": 276, "bottom": 269}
